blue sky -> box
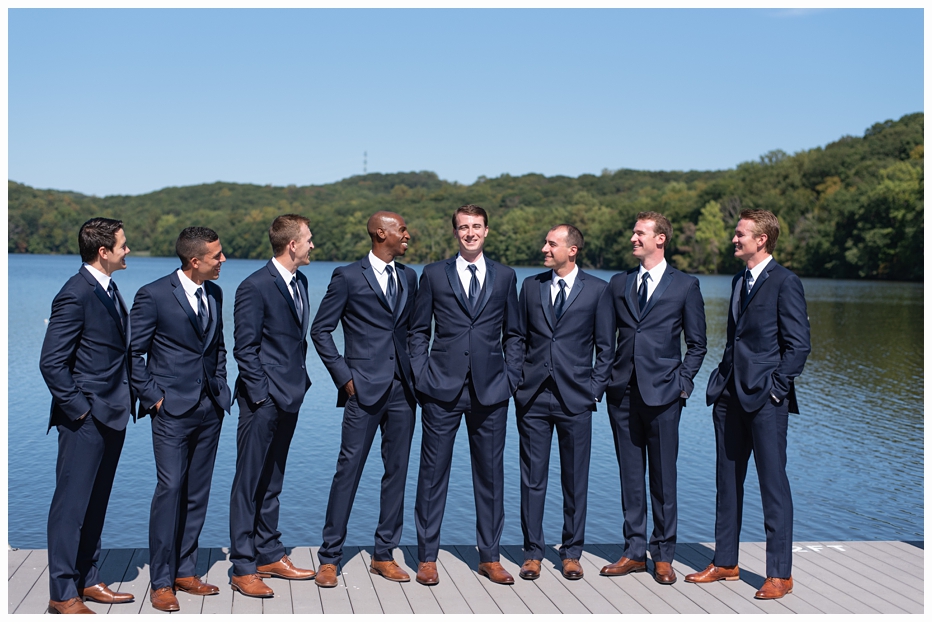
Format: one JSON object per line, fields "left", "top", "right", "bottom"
{"left": 7, "top": 8, "right": 924, "bottom": 197}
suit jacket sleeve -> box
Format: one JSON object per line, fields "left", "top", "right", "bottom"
{"left": 590, "top": 281, "right": 615, "bottom": 401}
{"left": 678, "top": 275, "right": 708, "bottom": 397}
{"left": 232, "top": 278, "right": 270, "bottom": 403}
{"left": 39, "top": 288, "right": 92, "bottom": 421}
{"left": 310, "top": 267, "right": 353, "bottom": 389}
{"left": 502, "top": 269, "right": 523, "bottom": 389}
{"left": 772, "top": 273, "right": 811, "bottom": 399}
{"left": 213, "top": 285, "right": 228, "bottom": 395}
{"left": 128, "top": 284, "right": 164, "bottom": 410}
{"left": 408, "top": 267, "right": 433, "bottom": 382}
{"left": 515, "top": 279, "right": 530, "bottom": 387}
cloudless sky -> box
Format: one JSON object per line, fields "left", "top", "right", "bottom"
{"left": 7, "top": 8, "right": 924, "bottom": 197}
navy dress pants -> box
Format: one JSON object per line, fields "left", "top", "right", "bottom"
{"left": 47, "top": 416, "right": 125, "bottom": 601}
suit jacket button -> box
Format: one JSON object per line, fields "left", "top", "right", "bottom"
{"left": 465, "top": 351, "right": 469, "bottom": 356}
{"left": 389, "top": 356, "right": 394, "bottom": 360}
{"left": 196, "top": 378, "right": 202, "bottom": 384}
{"left": 636, "top": 328, "right": 641, "bottom": 333}
{"left": 735, "top": 336, "right": 740, "bottom": 341}
{"left": 123, "top": 380, "right": 127, "bottom": 384}
{"left": 552, "top": 337, "right": 556, "bottom": 342}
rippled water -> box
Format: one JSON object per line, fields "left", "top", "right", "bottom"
{"left": 7, "top": 255, "right": 923, "bottom": 549}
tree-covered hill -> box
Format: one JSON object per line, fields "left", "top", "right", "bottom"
{"left": 8, "top": 112, "right": 922, "bottom": 280}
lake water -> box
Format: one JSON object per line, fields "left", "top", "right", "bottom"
{"left": 7, "top": 254, "right": 924, "bottom": 550}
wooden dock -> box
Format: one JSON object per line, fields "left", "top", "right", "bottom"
{"left": 8, "top": 541, "right": 923, "bottom": 614}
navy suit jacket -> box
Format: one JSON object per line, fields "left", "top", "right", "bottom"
{"left": 130, "top": 272, "right": 231, "bottom": 417}
{"left": 233, "top": 260, "right": 311, "bottom": 414}
{"left": 40, "top": 266, "right": 135, "bottom": 431}
{"left": 706, "top": 259, "right": 811, "bottom": 414}
{"left": 607, "top": 264, "right": 707, "bottom": 406}
{"left": 409, "top": 257, "right": 523, "bottom": 407}
{"left": 515, "top": 269, "right": 615, "bottom": 415}
{"left": 311, "top": 256, "right": 418, "bottom": 408}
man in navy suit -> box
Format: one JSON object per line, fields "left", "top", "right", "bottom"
{"left": 130, "top": 227, "right": 231, "bottom": 612}
{"left": 685, "top": 209, "right": 810, "bottom": 600}
{"left": 311, "top": 211, "right": 418, "bottom": 588}
{"left": 409, "top": 204, "right": 523, "bottom": 586}
{"left": 601, "top": 211, "right": 707, "bottom": 585}
{"left": 40, "top": 217, "right": 135, "bottom": 614}
{"left": 228, "top": 214, "right": 316, "bottom": 598}
{"left": 514, "top": 224, "right": 614, "bottom": 582}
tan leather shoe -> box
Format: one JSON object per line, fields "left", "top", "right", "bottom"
{"left": 600, "top": 556, "right": 646, "bottom": 576}
{"left": 416, "top": 561, "right": 439, "bottom": 586}
{"left": 81, "top": 582, "right": 134, "bottom": 603}
{"left": 684, "top": 563, "right": 740, "bottom": 583}
{"left": 315, "top": 563, "right": 339, "bottom": 588}
{"left": 653, "top": 561, "right": 676, "bottom": 585}
{"left": 256, "top": 554, "right": 315, "bottom": 580}
{"left": 231, "top": 574, "right": 274, "bottom": 598}
{"left": 755, "top": 576, "right": 793, "bottom": 599}
{"left": 48, "top": 597, "right": 95, "bottom": 614}
{"left": 477, "top": 562, "right": 514, "bottom": 585}
{"left": 174, "top": 575, "right": 220, "bottom": 595}
{"left": 562, "top": 558, "right": 584, "bottom": 580}
{"left": 370, "top": 559, "right": 410, "bottom": 582}
{"left": 519, "top": 559, "right": 541, "bottom": 580}
{"left": 149, "top": 586, "right": 180, "bottom": 612}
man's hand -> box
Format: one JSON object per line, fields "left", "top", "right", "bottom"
{"left": 343, "top": 379, "right": 356, "bottom": 398}
{"left": 154, "top": 398, "right": 164, "bottom": 412}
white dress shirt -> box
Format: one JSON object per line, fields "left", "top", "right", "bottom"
{"left": 456, "top": 253, "right": 486, "bottom": 298}
{"left": 550, "top": 264, "right": 579, "bottom": 304}
{"left": 271, "top": 257, "right": 300, "bottom": 304}
{"left": 637, "top": 257, "right": 667, "bottom": 303}
{"left": 83, "top": 263, "right": 112, "bottom": 291}
{"left": 368, "top": 250, "right": 397, "bottom": 297}
{"left": 176, "top": 269, "right": 208, "bottom": 316}
{"left": 746, "top": 255, "right": 773, "bottom": 292}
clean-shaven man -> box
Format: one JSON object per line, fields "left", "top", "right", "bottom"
{"left": 228, "top": 214, "right": 316, "bottom": 598}
{"left": 601, "top": 211, "right": 706, "bottom": 585}
{"left": 130, "top": 227, "right": 231, "bottom": 612}
{"left": 686, "top": 208, "right": 810, "bottom": 600}
{"left": 40, "top": 217, "right": 135, "bottom": 614}
{"left": 311, "top": 211, "right": 418, "bottom": 587}
{"left": 514, "top": 224, "right": 614, "bottom": 581}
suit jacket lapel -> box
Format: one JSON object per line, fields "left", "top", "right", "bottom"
{"left": 269, "top": 262, "right": 301, "bottom": 326}
{"left": 394, "top": 264, "right": 409, "bottom": 324}
{"left": 741, "top": 260, "right": 774, "bottom": 313}
{"left": 112, "top": 284, "right": 130, "bottom": 345}
{"left": 361, "top": 258, "right": 391, "bottom": 313}
{"left": 640, "top": 266, "right": 673, "bottom": 319}
{"left": 539, "top": 275, "right": 555, "bottom": 330}
{"left": 172, "top": 280, "right": 202, "bottom": 339}
{"left": 80, "top": 266, "right": 126, "bottom": 339}
{"left": 203, "top": 289, "right": 218, "bottom": 350}
{"left": 560, "top": 271, "right": 585, "bottom": 317}
{"left": 731, "top": 271, "right": 743, "bottom": 321}
{"left": 444, "top": 258, "right": 472, "bottom": 316}
{"left": 624, "top": 269, "right": 641, "bottom": 321}
{"left": 473, "top": 260, "right": 495, "bottom": 318}
{"left": 298, "top": 275, "right": 310, "bottom": 336}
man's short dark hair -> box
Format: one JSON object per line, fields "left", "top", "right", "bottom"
{"left": 552, "top": 224, "right": 584, "bottom": 251}
{"left": 636, "top": 211, "right": 672, "bottom": 247}
{"left": 451, "top": 204, "right": 489, "bottom": 229}
{"left": 78, "top": 217, "right": 124, "bottom": 263}
{"left": 269, "top": 214, "right": 310, "bottom": 256}
{"left": 740, "top": 208, "right": 780, "bottom": 254}
{"left": 176, "top": 227, "right": 219, "bottom": 269}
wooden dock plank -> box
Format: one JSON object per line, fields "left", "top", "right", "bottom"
{"left": 856, "top": 540, "right": 924, "bottom": 575}
{"left": 436, "top": 547, "right": 501, "bottom": 613}
{"left": 733, "top": 543, "right": 827, "bottom": 614}
{"left": 499, "top": 545, "right": 567, "bottom": 614}
{"left": 8, "top": 549, "right": 49, "bottom": 614}
{"left": 357, "top": 548, "right": 413, "bottom": 614}
{"left": 394, "top": 546, "right": 443, "bottom": 614}
{"left": 589, "top": 544, "right": 677, "bottom": 613}
{"left": 13, "top": 555, "right": 51, "bottom": 614}
{"left": 340, "top": 546, "right": 384, "bottom": 613}
{"left": 108, "top": 548, "right": 150, "bottom": 614}
{"left": 453, "top": 545, "right": 530, "bottom": 613}
{"left": 169, "top": 546, "right": 211, "bottom": 614}
{"left": 202, "top": 547, "right": 234, "bottom": 614}
{"left": 575, "top": 546, "right": 650, "bottom": 614}
{"left": 676, "top": 544, "right": 768, "bottom": 614}
{"left": 288, "top": 546, "right": 324, "bottom": 614}
{"left": 316, "top": 550, "right": 354, "bottom": 614}
{"left": 85, "top": 548, "right": 137, "bottom": 614}
{"left": 401, "top": 545, "right": 471, "bottom": 614}
{"left": 8, "top": 548, "right": 30, "bottom": 580}
{"left": 539, "top": 545, "right": 621, "bottom": 613}
{"left": 667, "top": 552, "right": 738, "bottom": 614}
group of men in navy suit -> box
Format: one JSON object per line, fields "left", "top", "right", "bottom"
{"left": 40, "top": 205, "right": 809, "bottom": 613}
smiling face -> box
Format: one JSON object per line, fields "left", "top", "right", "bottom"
{"left": 542, "top": 227, "right": 576, "bottom": 275}
{"left": 383, "top": 214, "right": 410, "bottom": 259}
{"left": 293, "top": 223, "right": 314, "bottom": 268}
{"left": 630, "top": 219, "right": 664, "bottom": 264}
{"left": 732, "top": 218, "right": 766, "bottom": 265}
{"left": 191, "top": 239, "right": 226, "bottom": 282}
{"left": 453, "top": 212, "right": 488, "bottom": 260}
{"left": 99, "top": 228, "right": 130, "bottom": 275}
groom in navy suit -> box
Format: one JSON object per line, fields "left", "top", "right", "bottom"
{"left": 130, "top": 226, "right": 231, "bottom": 612}
{"left": 601, "top": 211, "right": 707, "bottom": 585}
{"left": 685, "top": 209, "right": 810, "bottom": 600}
{"left": 40, "top": 217, "right": 135, "bottom": 614}
{"left": 410, "top": 204, "right": 523, "bottom": 586}
{"left": 228, "top": 214, "right": 317, "bottom": 598}
{"left": 311, "top": 211, "right": 418, "bottom": 587}
{"left": 514, "top": 224, "right": 614, "bottom": 582}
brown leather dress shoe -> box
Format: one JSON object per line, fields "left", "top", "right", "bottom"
{"left": 81, "top": 582, "right": 134, "bottom": 603}
{"left": 174, "top": 575, "right": 220, "bottom": 595}
{"left": 416, "top": 561, "right": 439, "bottom": 586}
{"left": 653, "top": 561, "right": 677, "bottom": 585}
{"left": 315, "top": 563, "right": 339, "bottom": 588}
{"left": 684, "top": 563, "right": 740, "bottom": 583}
{"left": 600, "top": 556, "right": 647, "bottom": 576}
{"left": 477, "top": 562, "right": 515, "bottom": 585}
{"left": 370, "top": 559, "right": 411, "bottom": 582}
{"left": 256, "top": 554, "right": 316, "bottom": 580}
{"left": 519, "top": 559, "right": 541, "bottom": 580}
{"left": 755, "top": 576, "right": 793, "bottom": 599}
{"left": 231, "top": 574, "right": 274, "bottom": 598}
{"left": 562, "top": 558, "right": 584, "bottom": 580}
{"left": 48, "top": 597, "right": 95, "bottom": 614}
{"left": 150, "top": 586, "right": 180, "bottom": 612}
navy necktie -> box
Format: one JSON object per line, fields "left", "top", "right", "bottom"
{"left": 742, "top": 269, "right": 753, "bottom": 309}
{"left": 554, "top": 278, "right": 567, "bottom": 318}
{"left": 467, "top": 264, "right": 480, "bottom": 308}
{"left": 638, "top": 271, "right": 650, "bottom": 311}
{"left": 291, "top": 277, "right": 303, "bottom": 322}
{"left": 385, "top": 265, "right": 397, "bottom": 311}
{"left": 108, "top": 280, "right": 125, "bottom": 328}
{"left": 195, "top": 287, "right": 208, "bottom": 333}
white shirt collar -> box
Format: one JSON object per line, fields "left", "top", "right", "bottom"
{"left": 368, "top": 250, "right": 394, "bottom": 275}
{"left": 552, "top": 264, "right": 579, "bottom": 289}
{"left": 176, "top": 268, "right": 204, "bottom": 297}
{"left": 83, "top": 263, "right": 111, "bottom": 290}
{"left": 747, "top": 255, "right": 773, "bottom": 282}
{"left": 456, "top": 252, "right": 486, "bottom": 275}
{"left": 271, "top": 257, "right": 295, "bottom": 285}
{"left": 639, "top": 257, "right": 667, "bottom": 282}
